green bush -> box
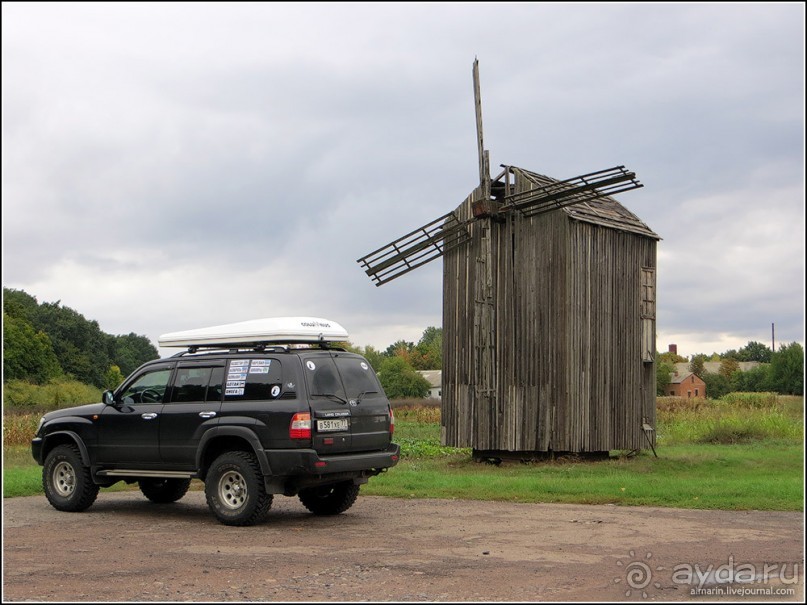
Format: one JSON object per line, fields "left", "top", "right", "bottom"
{"left": 719, "top": 392, "right": 779, "bottom": 408}
{"left": 2, "top": 379, "right": 101, "bottom": 412}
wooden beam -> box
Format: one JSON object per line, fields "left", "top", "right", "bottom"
{"left": 473, "top": 59, "right": 490, "bottom": 196}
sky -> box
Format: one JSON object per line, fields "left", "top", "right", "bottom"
{"left": 2, "top": 2, "right": 805, "bottom": 361}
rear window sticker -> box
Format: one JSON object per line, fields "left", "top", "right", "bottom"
{"left": 226, "top": 381, "right": 246, "bottom": 388}
{"left": 360, "top": 362, "right": 369, "bottom": 370}
{"left": 271, "top": 385, "right": 281, "bottom": 398}
{"left": 227, "top": 373, "right": 247, "bottom": 381}
{"left": 225, "top": 388, "right": 244, "bottom": 396}
{"left": 249, "top": 366, "right": 270, "bottom": 374}
{"left": 306, "top": 361, "right": 316, "bottom": 371}
{"left": 229, "top": 360, "right": 249, "bottom": 367}
{"left": 250, "top": 359, "right": 271, "bottom": 366}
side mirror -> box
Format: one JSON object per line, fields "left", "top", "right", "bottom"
{"left": 102, "top": 390, "right": 116, "bottom": 405}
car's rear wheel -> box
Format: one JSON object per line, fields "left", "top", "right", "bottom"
{"left": 138, "top": 478, "right": 192, "bottom": 503}
{"left": 204, "top": 451, "right": 272, "bottom": 526}
{"left": 42, "top": 444, "right": 99, "bottom": 512}
{"left": 299, "top": 481, "right": 360, "bottom": 515}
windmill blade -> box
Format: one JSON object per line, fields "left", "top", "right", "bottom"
{"left": 501, "top": 166, "right": 643, "bottom": 218}
{"left": 357, "top": 212, "right": 471, "bottom": 286}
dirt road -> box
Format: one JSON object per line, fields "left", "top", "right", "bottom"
{"left": 3, "top": 491, "right": 803, "bottom": 602}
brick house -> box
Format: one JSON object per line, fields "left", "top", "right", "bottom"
{"left": 666, "top": 371, "right": 706, "bottom": 398}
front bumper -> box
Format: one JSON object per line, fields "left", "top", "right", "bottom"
{"left": 31, "top": 437, "right": 43, "bottom": 465}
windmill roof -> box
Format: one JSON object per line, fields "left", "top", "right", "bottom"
{"left": 509, "top": 166, "right": 660, "bottom": 239}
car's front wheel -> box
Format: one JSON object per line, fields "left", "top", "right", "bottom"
{"left": 139, "top": 478, "right": 192, "bottom": 503}
{"left": 42, "top": 444, "right": 99, "bottom": 512}
{"left": 299, "top": 481, "right": 360, "bottom": 515}
{"left": 204, "top": 451, "right": 272, "bottom": 526}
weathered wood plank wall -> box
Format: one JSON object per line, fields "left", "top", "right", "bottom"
{"left": 442, "top": 169, "right": 657, "bottom": 453}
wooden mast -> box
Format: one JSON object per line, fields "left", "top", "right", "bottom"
{"left": 471, "top": 59, "right": 496, "bottom": 433}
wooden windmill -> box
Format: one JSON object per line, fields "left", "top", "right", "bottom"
{"left": 358, "top": 60, "right": 660, "bottom": 458}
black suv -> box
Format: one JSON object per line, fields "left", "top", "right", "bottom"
{"left": 31, "top": 343, "right": 399, "bottom": 525}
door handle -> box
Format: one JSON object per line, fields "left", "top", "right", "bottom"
{"left": 198, "top": 411, "right": 217, "bottom": 419}
{"left": 141, "top": 413, "right": 158, "bottom": 420}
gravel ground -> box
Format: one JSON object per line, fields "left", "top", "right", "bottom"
{"left": 2, "top": 491, "right": 804, "bottom": 602}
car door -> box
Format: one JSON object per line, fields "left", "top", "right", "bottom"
{"left": 302, "top": 351, "right": 353, "bottom": 453}
{"left": 97, "top": 363, "right": 175, "bottom": 467}
{"left": 159, "top": 362, "right": 225, "bottom": 469}
{"left": 333, "top": 353, "right": 392, "bottom": 452}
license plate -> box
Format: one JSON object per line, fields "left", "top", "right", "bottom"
{"left": 317, "top": 418, "right": 349, "bottom": 432}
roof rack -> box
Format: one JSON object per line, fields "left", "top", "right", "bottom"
{"left": 170, "top": 341, "right": 346, "bottom": 357}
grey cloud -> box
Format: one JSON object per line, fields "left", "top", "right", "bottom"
{"left": 2, "top": 2, "right": 803, "bottom": 356}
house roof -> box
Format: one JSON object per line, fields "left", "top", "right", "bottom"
{"left": 506, "top": 166, "right": 660, "bottom": 240}
{"left": 669, "top": 371, "right": 704, "bottom": 385}
{"left": 673, "top": 361, "right": 763, "bottom": 375}
{"left": 418, "top": 370, "right": 442, "bottom": 388}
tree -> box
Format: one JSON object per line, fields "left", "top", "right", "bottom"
{"left": 769, "top": 342, "right": 804, "bottom": 395}
{"left": 2, "top": 289, "right": 159, "bottom": 387}
{"left": 384, "top": 340, "right": 415, "bottom": 358}
{"left": 656, "top": 360, "right": 675, "bottom": 396}
{"left": 413, "top": 327, "right": 442, "bottom": 370}
{"left": 658, "top": 350, "right": 687, "bottom": 364}
{"left": 732, "top": 365, "right": 772, "bottom": 392}
{"left": 719, "top": 358, "right": 740, "bottom": 379}
{"left": 703, "top": 372, "right": 732, "bottom": 399}
{"left": 689, "top": 355, "right": 707, "bottom": 378}
{"left": 342, "top": 343, "right": 385, "bottom": 372}
{"left": 3, "top": 288, "right": 40, "bottom": 323}
{"left": 737, "top": 341, "right": 773, "bottom": 363}
{"left": 104, "top": 365, "right": 126, "bottom": 390}
{"left": 113, "top": 333, "right": 159, "bottom": 376}
{"left": 2, "top": 312, "right": 62, "bottom": 383}
{"left": 32, "top": 300, "right": 111, "bottom": 386}
{"left": 377, "top": 356, "right": 430, "bottom": 399}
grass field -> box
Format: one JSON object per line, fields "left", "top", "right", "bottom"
{"left": 3, "top": 395, "right": 804, "bottom": 510}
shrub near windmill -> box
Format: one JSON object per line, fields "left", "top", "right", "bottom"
{"left": 359, "top": 61, "right": 660, "bottom": 460}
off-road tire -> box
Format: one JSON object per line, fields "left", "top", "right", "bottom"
{"left": 42, "top": 444, "right": 99, "bottom": 512}
{"left": 299, "top": 482, "right": 360, "bottom": 515}
{"left": 204, "top": 451, "right": 272, "bottom": 526}
{"left": 139, "top": 478, "right": 192, "bottom": 503}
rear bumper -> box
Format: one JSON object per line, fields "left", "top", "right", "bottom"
{"left": 264, "top": 443, "right": 400, "bottom": 476}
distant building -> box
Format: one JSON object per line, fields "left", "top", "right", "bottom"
{"left": 667, "top": 371, "right": 706, "bottom": 398}
{"left": 418, "top": 370, "right": 442, "bottom": 399}
{"left": 673, "top": 362, "right": 763, "bottom": 375}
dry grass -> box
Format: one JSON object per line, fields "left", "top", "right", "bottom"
{"left": 3, "top": 413, "right": 40, "bottom": 446}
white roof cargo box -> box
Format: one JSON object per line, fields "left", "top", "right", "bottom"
{"left": 158, "top": 317, "right": 349, "bottom": 348}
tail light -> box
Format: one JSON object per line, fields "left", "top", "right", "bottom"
{"left": 289, "top": 412, "right": 311, "bottom": 439}
{"left": 389, "top": 407, "right": 395, "bottom": 436}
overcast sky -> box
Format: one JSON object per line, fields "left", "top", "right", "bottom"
{"left": 3, "top": 2, "right": 804, "bottom": 360}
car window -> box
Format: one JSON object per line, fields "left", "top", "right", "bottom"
{"left": 206, "top": 366, "right": 224, "bottom": 402}
{"left": 334, "top": 356, "right": 380, "bottom": 399}
{"left": 170, "top": 366, "right": 224, "bottom": 403}
{"left": 305, "top": 357, "right": 347, "bottom": 400}
{"left": 120, "top": 368, "right": 172, "bottom": 405}
{"left": 223, "top": 359, "right": 284, "bottom": 401}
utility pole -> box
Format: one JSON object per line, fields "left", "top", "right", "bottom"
{"left": 771, "top": 322, "right": 775, "bottom": 352}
